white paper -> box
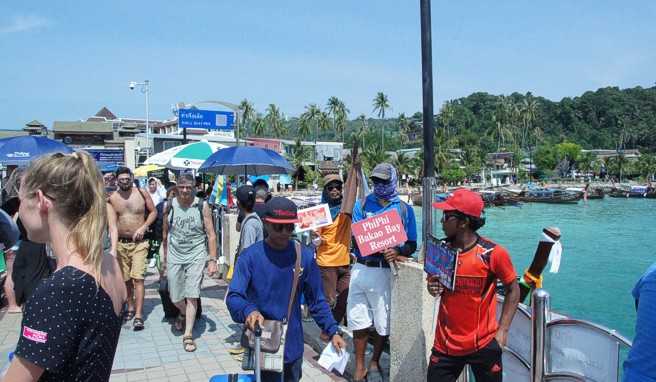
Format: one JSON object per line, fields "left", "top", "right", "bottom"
{"left": 540, "top": 232, "right": 563, "bottom": 274}
{"left": 318, "top": 343, "right": 349, "bottom": 374}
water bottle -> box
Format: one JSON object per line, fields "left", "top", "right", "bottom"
{"left": 0, "top": 351, "right": 15, "bottom": 377}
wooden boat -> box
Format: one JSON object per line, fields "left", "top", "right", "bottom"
{"left": 520, "top": 188, "right": 581, "bottom": 204}
{"left": 585, "top": 188, "right": 605, "bottom": 199}
{"left": 608, "top": 186, "right": 656, "bottom": 198}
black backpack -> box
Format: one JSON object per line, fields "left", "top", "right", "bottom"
{"left": 147, "top": 199, "right": 167, "bottom": 241}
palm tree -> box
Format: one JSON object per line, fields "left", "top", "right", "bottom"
{"left": 398, "top": 113, "right": 409, "bottom": 147}
{"left": 335, "top": 107, "right": 348, "bottom": 143}
{"left": 372, "top": 92, "right": 390, "bottom": 150}
{"left": 237, "top": 99, "right": 255, "bottom": 140}
{"left": 300, "top": 104, "right": 322, "bottom": 164}
{"left": 318, "top": 111, "right": 331, "bottom": 137}
{"left": 521, "top": 92, "right": 539, "bottom": 149}
{"left": 356, "top": 114, "right": 368, "bottom": 151}
{"left": 637, "top": 154, "right": 656, "bottom": 181}
{"left": 297, "top": 115, "right": 312, "bottom": 141}
{"left": 252, "top": 116, "right": 266, "bottom": 137}
{"left": 394, "top": 151, "right": 414, "bottom": 187}
{"left": 326, "top": 97, "right": 347, "bottom": 140}
{"left": 265, "top": 104, "right": 285, "bottom": 138}
{"left": 439, "top": 101, "right": 455, "bottom": 139}
{"left": 363, "top": 144, "right": 390, "bottom": 173}
{"left": 290, "top": 139, "right": 311, "bottom": 190}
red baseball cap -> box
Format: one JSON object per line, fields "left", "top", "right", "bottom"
{"left": 432, "top": 189, "right": 484, "bottom": 218}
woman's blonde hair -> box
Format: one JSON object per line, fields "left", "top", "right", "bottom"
{"left": 22, "top": 151, "right": 107, "bottom": 278}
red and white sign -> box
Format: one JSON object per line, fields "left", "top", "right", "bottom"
{"left": 352, "top": 209, "right": 407, "bottom": 257}
{"left": 23, "top": 326, "right": 48, "bottom": 344}
{"left": 296, "top": 204, "right": 333, "bottom": 233}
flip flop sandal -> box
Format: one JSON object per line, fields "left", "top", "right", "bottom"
{"left": 174, "top": 314, "right": 185, "bottom": 332}
{"left": 133, "top": 317, "right": 145, "bottom": 331}
{"left": 183, "top": 335, "right": 196, "bottom": 352}
{"left": 124, "top": 310, "right": 135, "bottom": 322}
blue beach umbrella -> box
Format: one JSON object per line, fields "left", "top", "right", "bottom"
{"left": 0, "top": 136, "right": 73, "bottom": 166}
{"left": 199, "top": 146, "right": 293, "bottom": 176}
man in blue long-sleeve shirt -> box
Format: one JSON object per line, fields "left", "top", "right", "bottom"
{"left": 227, "top": 197, "right": 346, "bottom": 382}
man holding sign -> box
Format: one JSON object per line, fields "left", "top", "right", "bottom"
{"left": 427, "top": 189, "right": 519, "bottom": 382}
{"left": 348, "top": 163, "right": 417, "bottom": 382}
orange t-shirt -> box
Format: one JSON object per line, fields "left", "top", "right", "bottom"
{"left": 316, "top": 213, "right": 352, "bottom": 267}
{"left": 433, "top": 236, "right": 516, "bottom": 356}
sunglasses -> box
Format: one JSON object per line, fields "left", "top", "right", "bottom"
{"left": 271, "top": 223, "right": 295, "bottom": 233}
{"left": 326, "top": 185, "right": 342, "bottom": 191}
{"left": 441, "top": 212, "right": 463, "bottom": 223}
{"left": 371, "top": 178, "right": 389, "bottom": 185}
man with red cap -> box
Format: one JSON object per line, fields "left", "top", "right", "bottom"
{"left": 427, "top": 189, "right": 520, "bottom": 382}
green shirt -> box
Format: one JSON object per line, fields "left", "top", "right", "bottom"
{"left": 167, "top": 197, "right": 207, "bottom": 264}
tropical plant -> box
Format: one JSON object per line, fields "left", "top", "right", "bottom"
{"left": 398, "top": 113, "right": 409, "bottom": 146}
{"left": 326, "top": 97, "right": 349, "bottom": 141}
{"left": 300, "top": 104, "right": 322, "bottom": 163}
{"left": 265, "top": 104, "right": 285, "bottom": 138}
{"left": 521, "top": 92, "right": 540, "bottom": 149}
{"left": 372, "top": 92, "right": 390, "bottom": 150}
{"left": 636, "top": 154, "right": 656, "bottom": 181}
{"left": 237, "top": 99, "right": 255, "bottom": 139}
{"left": 251, "top": 115, "right": 266, "bottom": 137}
{"left": 394, "top": 151, "right": 414, "bottom": 186}
{"left": 356, "top": 114, "right": 368, "bottom": 150}
{"left": 290, "top": 139, "right": 311, "bottom": 190}
{"left": 362, "top": 144, "right": 390, "bottom": 174}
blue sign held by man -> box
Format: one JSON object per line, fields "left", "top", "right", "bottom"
{"left": 178, "top": 108, "right": 235, "bottom": 131}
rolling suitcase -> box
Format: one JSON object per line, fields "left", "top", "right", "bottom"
{"left": 158, "top": 277, "right": 202, "bottom": 319}
{"left": 209, "top": 323, "right": 262, "bottom": 382}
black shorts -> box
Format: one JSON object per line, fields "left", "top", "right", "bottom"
{"left": 427, "top": 339, "right": 503, "bottom": 382}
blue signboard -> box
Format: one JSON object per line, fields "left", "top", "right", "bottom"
{"left": 86, "top": 149, "right": 125, "bottom": 164}
{"left": 178, "top": 108, "right": 235, "bottom": 131}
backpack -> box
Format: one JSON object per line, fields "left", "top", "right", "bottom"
{"left": 148, "top": 200, "right": 167, "bottom": 241}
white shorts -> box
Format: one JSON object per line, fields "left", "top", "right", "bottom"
{"left": 346, "top": 263, "right": 391, "bottom": 336}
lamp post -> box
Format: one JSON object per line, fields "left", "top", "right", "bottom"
{"left": 129, "top": 80, "right": 150, "bottom": 158}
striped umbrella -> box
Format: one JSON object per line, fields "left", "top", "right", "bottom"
{"left": 144, "top": 140, "right": 227, "bottom": 170}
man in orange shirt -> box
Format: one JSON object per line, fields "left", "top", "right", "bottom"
{"left": 427, "top": 189, "right": 520, "bottom": 382}
{"left": 315, "top": 161, "right": 359, "bottom": 326}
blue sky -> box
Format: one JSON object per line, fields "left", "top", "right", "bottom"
{"left": 1, "top": 1, "right": 654, "bottom": 129}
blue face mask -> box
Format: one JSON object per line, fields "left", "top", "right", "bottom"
{"left": 373, "top": 168, "right": 398, "bottom": 200}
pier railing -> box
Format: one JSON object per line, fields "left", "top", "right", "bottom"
{"left": 389, "top": 262, "right": 632, "bottom": 382}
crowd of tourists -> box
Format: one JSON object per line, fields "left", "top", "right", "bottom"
{"left": 0, "top": 151, "right": 654, "bottom": 382}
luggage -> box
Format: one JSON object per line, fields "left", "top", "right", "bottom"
{"left": 158, "top": 277, "right": 202, "bottom": 319}
{"left": 209, "top": 323, "right": 262, "bottom": 382}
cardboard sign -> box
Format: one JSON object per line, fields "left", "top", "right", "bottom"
{"left": 424, "top": 238, "right": 459, "bottom": 290}
{"left": 296, "top": 204, "right": 333, "bottom": 233}
{"left": 352, "top": 209, "right": 407, "bottom": 257}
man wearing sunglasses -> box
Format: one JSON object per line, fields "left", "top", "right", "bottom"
{"left": 227, "top": 197, "right": 346, "bottom": 382}
{"left": 427, "top": 189, "right": 519, "bottom": 382}
{"left": 348, "top": 163, "right": 417, "bottom": 382}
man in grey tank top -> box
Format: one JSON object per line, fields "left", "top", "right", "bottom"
{"left": 161, "top": 173, "right": 218, "bottom": 352}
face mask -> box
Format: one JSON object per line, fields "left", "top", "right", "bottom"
{"left": 372, "top": 167, "right": 398, "bottom": 200}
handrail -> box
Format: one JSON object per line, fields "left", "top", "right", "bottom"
{"left": 544, "top": 371, "right": 586, "bottom": 381}
{"left": 547, "top": 318, "right": 632, "bottom": 348}
{"left": 504, "top": 346, "right": 531, "bottom": 370}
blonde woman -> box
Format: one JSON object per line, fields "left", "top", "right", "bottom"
{"left": 3, "top": 152, "right": 126, "bottom": 382}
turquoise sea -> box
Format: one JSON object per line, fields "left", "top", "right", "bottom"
{"left": 414, "top": 197, "right": 656, "bottom": 341}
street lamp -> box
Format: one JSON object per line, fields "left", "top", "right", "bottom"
{"left": 129, "top": 80, "right": 150, "bottom": 158}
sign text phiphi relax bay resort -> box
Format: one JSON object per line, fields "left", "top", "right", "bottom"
{"left": 352, "top": 209, "right": 407, "bottom": 257}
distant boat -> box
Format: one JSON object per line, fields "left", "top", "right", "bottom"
{"left": 520, "top": 188, "right": 581, "bottom": 204}
{"left": 608, "top": 185, "right": 655, "bottom": 198}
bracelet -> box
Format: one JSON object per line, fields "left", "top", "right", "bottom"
{"left": 208, "top": 258, "right": 217, "bottom": 263}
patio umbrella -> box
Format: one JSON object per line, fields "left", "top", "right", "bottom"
{"left": 199, "top": 146, "right": 293, "bottom": 176}
{"left": 144, "top": 141, "right": 227, "bottom": 170}
{"left": 0, "top": 136, "right": 73, "bottom": 166}
{"left": 134, "top": 164, "right": 163, "bottom": 177}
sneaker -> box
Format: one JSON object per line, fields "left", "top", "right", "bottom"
{"left": 148, "top": 258, "right": 157, "bottom": 268}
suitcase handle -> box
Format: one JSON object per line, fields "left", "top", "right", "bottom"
{"left": 254, "top": 322, "right": 262, "bottom": 338}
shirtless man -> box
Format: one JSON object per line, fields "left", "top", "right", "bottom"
{"left": 108, "top": 167, "right": 157, "bottom": 330}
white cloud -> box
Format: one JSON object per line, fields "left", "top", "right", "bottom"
{"left": 0, "top": 15, "right": 51, "bottom": 34}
